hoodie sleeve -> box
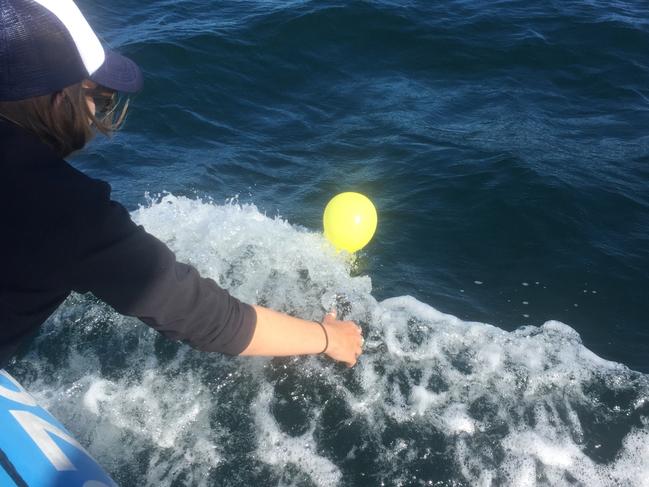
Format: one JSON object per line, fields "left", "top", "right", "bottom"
{"left": 65, "top": 182, "right": 256, "bottom": 356}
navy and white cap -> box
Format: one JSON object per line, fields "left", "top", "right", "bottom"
{"left": 0, "top": 0, "right": 143, "bottom": 101}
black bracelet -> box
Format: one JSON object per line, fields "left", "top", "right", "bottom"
{"left": 316, "top": 321, "right": 329, "bottom": 354}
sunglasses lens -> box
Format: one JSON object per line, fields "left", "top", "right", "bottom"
{"left": 98, "top": 93, "right": 115, "bottom": 113}
{"left": 86, "top": 87, "right": 116, "bottom": 114}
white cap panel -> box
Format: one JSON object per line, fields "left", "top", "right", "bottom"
{"left": 31, "top": 0, "right": 106, "bottom": 75}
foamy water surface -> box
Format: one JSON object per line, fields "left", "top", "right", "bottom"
{"left": 9, "top": 196, "right": 649, "bottom": 486}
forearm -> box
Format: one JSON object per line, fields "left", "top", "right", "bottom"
{"left": 239, "top": 305, "right": 326, "bottom": 356}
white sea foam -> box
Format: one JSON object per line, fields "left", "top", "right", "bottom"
{"left": 10, "top": 195, "right": 649, "bottom": 486}
{"left": 253, "top": 384, "right": 342, "bottom": 485}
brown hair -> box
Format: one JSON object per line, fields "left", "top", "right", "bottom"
{"left": 0, "top": 81, "right": 129, "bottom": 158}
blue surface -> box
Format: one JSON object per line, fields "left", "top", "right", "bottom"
{"left": 0, "top": 371, "right": 116, "bottom": 487}
{"left": 0, "top": 467, "right": 16, "bottom": 487}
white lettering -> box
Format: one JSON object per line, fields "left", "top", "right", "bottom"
{"left": 0, "top": 371, "right": 37, "bottom": 407}
{"left": 10, "top": 410, "right": 90, "bottom": 471}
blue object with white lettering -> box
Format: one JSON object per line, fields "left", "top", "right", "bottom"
{"left": 0, "top": 370, "right": 117, "bottom": 487}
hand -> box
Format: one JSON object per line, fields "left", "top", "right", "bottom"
{"left": 322, "top": 310, "right": 364, "bottom": 367}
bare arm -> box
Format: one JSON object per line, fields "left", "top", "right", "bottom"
{"left": 240, "top": 306, "right": 364, "bottom": 367}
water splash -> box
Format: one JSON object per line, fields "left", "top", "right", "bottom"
{"left": 9, "top": 195, "right": 649, "bottom": 486}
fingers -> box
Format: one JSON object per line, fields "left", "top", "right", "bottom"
{"left": 320, "top": 311, "right": 365, "bottom": 367}
{"left": 350, "top": 333, "right": 363, "bottom": 367}
{"left": 347, "top": 350, "right": 360, "bottom": 368}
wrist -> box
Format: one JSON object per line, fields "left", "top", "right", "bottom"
{"left": 315, "top": 320, "right": 329, "bottom": 353}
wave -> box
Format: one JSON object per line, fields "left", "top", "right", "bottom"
{"left": 8, "top": 195, "right": 649, "bottom": 486}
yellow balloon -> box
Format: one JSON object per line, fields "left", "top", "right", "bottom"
{"left": 323, "top": 192, "right": 377, "bottom": 253}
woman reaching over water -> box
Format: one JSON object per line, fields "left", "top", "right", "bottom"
{"left": 0, "top": 0, "right": 363, "bottom": 369}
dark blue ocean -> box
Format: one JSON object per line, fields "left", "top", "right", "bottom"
{"left": 8, "top": 1, "right": 649, "bottom": 485}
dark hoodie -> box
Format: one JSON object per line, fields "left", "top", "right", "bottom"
{"left": 0, "top": 120, "right": 256, "bottom": 367}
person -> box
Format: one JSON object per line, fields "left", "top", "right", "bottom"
{"left": 0, "top": 0, "right": 363, "bottom": 369}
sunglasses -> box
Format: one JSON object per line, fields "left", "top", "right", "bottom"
{"left": 84, "top": 86, "right": 117, "bottom": 114}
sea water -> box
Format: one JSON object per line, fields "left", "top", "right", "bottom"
{"left": 9, "top": 195, "right": 649, "bottom": 486}
{"left": 6, "top": 0, "right": 649, "bottom": 485}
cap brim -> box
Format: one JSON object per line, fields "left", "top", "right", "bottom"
{"left": 90, "top": 49, "right": 143, "bottom": 93}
